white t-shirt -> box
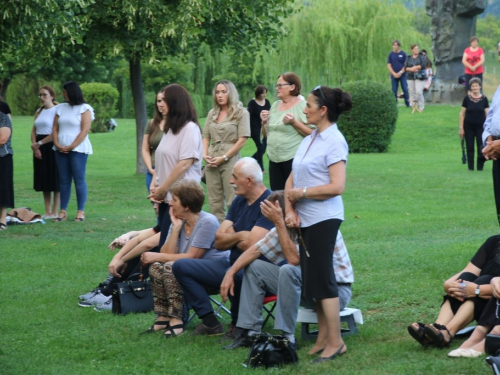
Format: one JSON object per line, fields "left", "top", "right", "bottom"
{"left": 55, "top": 103, "right": 94, "bottom": 154}
{"left": 34, "top": 106, "right": 57, "bottom": 135}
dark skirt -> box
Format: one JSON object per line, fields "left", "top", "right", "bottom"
{"left": 0, "top": 154, "right": 14, "bottom": 208}
{"left": 33, "top": 135, "right": 59, "bottom": 192}
{"left": 299, "top": 218, "right": 342, "bottom": 300}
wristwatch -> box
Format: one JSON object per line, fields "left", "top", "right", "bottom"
{"left": 38, "top": 141, "right": 43, "bottom": 146}
{"left": 475, "top": 285, "right": 480, "bottom": 297}
{"left": 223, "top": 155, "right": 229, "bottom": 162}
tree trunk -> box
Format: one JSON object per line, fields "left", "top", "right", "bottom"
{"left": 0, "top": 78, "right": 11, "bottom": 101}
{"left": 129, "top": 57, "right": 147, "bottom": 174}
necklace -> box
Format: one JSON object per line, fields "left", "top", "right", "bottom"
{"left": 469, "top": 94, "right": 483, "bottom": 103}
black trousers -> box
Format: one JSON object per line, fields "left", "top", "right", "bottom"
{"left": 464, "top": 122, "right": 485, "bottom": 171}
{"left": 158, "top": 202, "right": 172, "bottom": 247}
{"left": 493, "top": 159, "right": 500, "bottom": 226}
{"left": 250, "top": 126, "right": 267, "bottom": 171}
{"left": 269, "top": 159, "right": 294, "bottom": 191}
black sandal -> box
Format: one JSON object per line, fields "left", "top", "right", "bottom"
{"left": 407, "top": 322, "right": 432, "bottom": 347}
{"left": 424, "top": 323, "right": 453, "bottom": 348}
{"left": 0, "top": 223, "right": 6, "bottom": 230}
{"left": 164, "top": 323, "right": 185, "bottom": 339}
{"left": 140, "top": 320, "right": 170, "bottom": 335}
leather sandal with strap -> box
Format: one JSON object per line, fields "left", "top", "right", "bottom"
{"left": 164, "top": 323, "right": 185, "bottom": 338}
{"left": 53, "top": 212, "right": 67, "bottom": 223}
{"left": 407, "top": 322, "right": 432, "bottom": 347}
{"left": 140, "top": 320, "right": 170, "bottom": 335}
{"left": 424, "top": 323, "right": 453, "bottom": 348}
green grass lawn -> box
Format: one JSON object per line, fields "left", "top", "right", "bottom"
{"left": 1, "top": 106, "right": 498, "bottom": 374}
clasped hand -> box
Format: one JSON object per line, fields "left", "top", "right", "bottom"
{"left": 204, "top": 155, "right": 224, "bottom": 168}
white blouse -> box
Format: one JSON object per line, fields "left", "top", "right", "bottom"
{"left": 55, "top": 103, "right": 94, "bottom": 154}
{"left": 34, "top": 106, "right": 57, "bottom": 135}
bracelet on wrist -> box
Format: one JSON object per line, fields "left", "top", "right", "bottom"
{"left": 302, "top": 187, "right": 307, "bottom": 199}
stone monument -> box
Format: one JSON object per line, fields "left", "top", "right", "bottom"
{"left": 425, "top": 0, "right": 486, "bottom": 103}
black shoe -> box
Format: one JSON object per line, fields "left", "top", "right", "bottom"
{"left": 223, "top": 331, "right": 253, "bottom": 350}
{"left": 486, "top": 355, "right": 500, "bottom": 375}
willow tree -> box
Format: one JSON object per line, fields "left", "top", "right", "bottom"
{"left": 257, "top": 0, "right": 427, "bottom": 92}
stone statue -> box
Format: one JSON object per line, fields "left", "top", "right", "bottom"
{"left": 425, "top": 0, "right": 486, "bottom": 103}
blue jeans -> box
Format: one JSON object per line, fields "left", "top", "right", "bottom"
{"left": 54, "top": 151, "right": 88, "bottom": 211}
{"left": 391, "top": 75, "right": 410, "bottom": 106}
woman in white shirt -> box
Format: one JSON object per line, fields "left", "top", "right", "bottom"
{"left": 285, "top": 85, "right": 352, "bottom": 364}
{"left": 30, "top": 86, "right": 60, "bottom": 219}
{"left": 52, "top": 81, "right": 94, "bottom": 222}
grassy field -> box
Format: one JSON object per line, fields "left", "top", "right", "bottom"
{"left": 1, "top": 106, "right": 498, "bottom": 374}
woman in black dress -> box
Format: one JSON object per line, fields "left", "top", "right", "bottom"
{"left": 30, "top": 86, "right": 60, "bottom": 219}
{"left": 0, "top": 112, "right": 14, "bottom": 230}
{"left": 408, "top": 235, "right": 500, "bottom": 350}
{"left": 247, "top": 85, "right": 270, "bottom": 172}
{"left": 459, "top": 77, "right": 489, "bottom": 171}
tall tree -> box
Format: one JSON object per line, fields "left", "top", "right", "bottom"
{"left": 81, "top": 0, "right": 293, "bottom": 173}
{"left": 0, "top": 0, "right": 92, "bottom": 97}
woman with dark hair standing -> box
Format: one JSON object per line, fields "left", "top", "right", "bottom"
{"left": 142, "top": 91, "right": 165, "bottom": 193}
{"left": 52, "top": 81, "right": 94, "bottom": 222}
{"left": 459, "top": 77, "right": 489, "bottom": 171}
{"left": 285, "top": 85, "right": 352, "bottom": 363}
{"left": 405, "top": 44, "right": 427, "bottom": 113}
{"left": 148, "top": 84, "right": 203, "bottom": 247}
{"left": 247, "top": 85, "right": 270, "bottom": 172}
{"left": 0, "top": 112, "right": 14, "bottom": 230}
{"left": 30, "top": 85, "right": 60, "bottom": 219}
{"left": 203, "top": 80, "right": 250, "bottom": 223}
{"left": 261, "top": 72, "right": 313, "bottom": 190}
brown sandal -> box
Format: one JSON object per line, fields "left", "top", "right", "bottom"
{"left": 74, "top": 212, "right": 85, "bottom": 222}
{"left": 53, "top": 212, "right": 67, "bottom": 223}
{"left": 424, "top": 323, "right": 453, "bottom": 348}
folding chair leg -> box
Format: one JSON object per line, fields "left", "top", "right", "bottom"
{"left": 262, "top": 302, "right": 276, "bottom": 328}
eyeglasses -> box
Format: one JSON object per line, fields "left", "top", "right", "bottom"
{"left": 275, "top": 83, "right": 292, "bottom": 89}
{"left": 39, "top": 93, "right": 49, "bottom": 97}
{"left": 314, "top": 85, "right": 326, "bottom": 103}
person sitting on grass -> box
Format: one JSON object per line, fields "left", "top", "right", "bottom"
{"left": 448, "top": 277, "right": 500, "bottom": 358}
{"left": 220, "top": 190, "right": 353, "bottom": 353}
{"left": 78, "top": 223, "right": 161, "bottom": 310}
{"left": 139, "top": 179, "right": 227, "bottom": 337}
{"left": 408, "top": 235, "right": 500, "bottom": 349}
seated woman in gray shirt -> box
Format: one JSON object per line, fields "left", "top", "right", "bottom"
{"left": 140, "top": 179, "right": 228, "bottom": 337}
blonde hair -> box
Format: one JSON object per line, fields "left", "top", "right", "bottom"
{"left": 210, "top": 80, "right": 244, "bottom": 122}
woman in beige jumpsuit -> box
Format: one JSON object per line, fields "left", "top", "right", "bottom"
{"left": 202, "top": 80, "right": 250, "bottom": 223}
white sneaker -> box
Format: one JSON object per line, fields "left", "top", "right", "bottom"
{"left": 448, "top": 348, "right": 483, "bottom": 358}
{"left": 94, "top": 299, "right": 113, "bottom": 312}
{"left": 78, "top": 292, "right": 111, "bottom": 307}
{"left": 79, "top": 287, "right": 100, "bottom": 301}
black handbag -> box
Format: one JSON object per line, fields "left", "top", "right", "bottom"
{"left": 244, "top": 333, "right": 298, "bottom": 369}
{"left": 485, "top": 334, "right": 500, "bottom": 356}
{"left": 111, "top": 272, "right": 153, "bottom": 315}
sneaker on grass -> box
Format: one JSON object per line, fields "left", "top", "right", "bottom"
{"left": 79, "top": 287, "right": 100, "bottom": 301}
{"left": 78, "top": 292, "right": 110, "bottom": 307}
{"left": 94, "top": 299, "right": 112, "bottom": 312}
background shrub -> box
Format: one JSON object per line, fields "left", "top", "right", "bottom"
{"left": 81, "top": 82, "right": 119, "bottom": 132}
{"left": 338, "top": 81, "right": 398, "bottom": 153}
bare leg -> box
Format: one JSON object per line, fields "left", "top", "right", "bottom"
{"left": 308, "top": 300, "right": 328, "bottom": 355}
{"left": 0, "top": 207, "right": 7, "bottom": 224}
{"left": 318, "top": 297, "right": 346, "bottom": 359}
{"left": 43, "top": 191, "right": 51, "bottom": 216}
{"left": 470, "top": 325, "right": 500, "bottom": 353}
{"left": 460, "top": 325, "right": 490, "bottom": 349}
{"left": 437, "top": 300, "right": 474, "bottom": 336}
{"left": 52, "top": 192, "right": 60, "bottom": 216}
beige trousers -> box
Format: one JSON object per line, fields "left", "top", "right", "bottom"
{"left": 205, "top": 156, "right": 239, "bottom": 223}
{"left": 408, "top": 79, "right": 425, "bottom": 110}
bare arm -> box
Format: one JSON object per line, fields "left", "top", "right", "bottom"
{"left": 473, "top": 53, "right": 485, "bottom": 69}
{"left": 459, "top": 107, "right": 466, "bottom": 139}
{"left": 0, "top": 127, "right": 11, "bottom": 145}
{"left": 141, "top": 134, "right": 154, "bottom": 174}
{"left": 220, "top": 245, "right": 261, "bottom": 301}
{"left": 214, "top": 220, "right": 248, "bottom": 250}
{"left": 208, "top": 137, "right": 248, "bottom": 167}
{"left": 52, "top": 115, "right": 60, "bottom": 149}
{"left": 61, "top": 110, "right": 91, "bottom": 153}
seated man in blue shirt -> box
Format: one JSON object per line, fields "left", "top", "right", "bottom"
{"left": 220, "top": 190, "right": 354, "bottom": 350}
{"left": 173, "top": 157, "right": 274, "bottom": 338}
